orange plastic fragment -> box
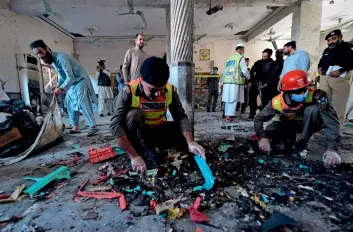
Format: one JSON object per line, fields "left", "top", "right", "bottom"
{"left": 77, "top": 180, "right": 127, "bottom": 210}
{"left": 119, "top": 195, "right": 127, "bottom": 211}
{"left": 196, "top": 227, "right": 203, "bottom": 232}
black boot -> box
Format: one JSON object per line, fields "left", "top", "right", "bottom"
{"left": 212, "top": 108, "right": 216, "bottom": 112}
{"left": 207, "top": 108, "right": 210, "bottom": 112}
{"left": 99, "top": 114, "right": 104, "bottom": 117}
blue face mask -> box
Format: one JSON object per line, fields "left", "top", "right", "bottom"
{"left": 212, "top": 70, "right": 217, "bottom": 74}
{"left": 290, "top": 89, "right": 309, "bottom": 103}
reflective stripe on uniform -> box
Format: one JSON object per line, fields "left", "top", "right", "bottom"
{"left": 129, "top": 78, "right": 172, "bottom": 127}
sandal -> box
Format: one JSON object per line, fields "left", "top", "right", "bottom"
{"left": 69, "top": 129, "right": 81, "bottom": 134}
{"left": 87, "top": 128, "right": 99, "bottom": 137}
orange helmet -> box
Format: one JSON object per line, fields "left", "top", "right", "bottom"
{"left": 281, "top": 70, "right": 311, "bottom": 91}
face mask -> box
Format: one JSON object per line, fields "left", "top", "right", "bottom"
{"left": 290, "top": 89, "right": 308, "bottom": 103}
{"left": 212, "top": 70, "right": 217, "bottom": 74}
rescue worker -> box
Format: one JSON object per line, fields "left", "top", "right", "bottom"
{"left": 221, "top": 43, "right": 250, "bottom": 122}
{"left": 110, "top": 57, "right": 205, "bottom": 174}
{"left": 254, "top": 70, "right": 342, "bottom": 166}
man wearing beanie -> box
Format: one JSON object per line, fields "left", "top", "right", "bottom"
{"left": 110, "top": 57, "right": 205, "bottom": 174}
{"left": 29, "top": 39, "right": 99, "bottom": 137}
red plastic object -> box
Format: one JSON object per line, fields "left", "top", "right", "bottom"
{"left": 0, "top": 194, "right": 9, "bottom": 199}
{"left": 196, "top": 227, "right": 203, "bottom": 232}
{"left": 250, "top": 134, "right": 260, "bottom": 141}
{"left": 150, "top": 200, "right": 157, "bottom": 211}
{"left": 58, "top": 155, "right": 80, "bottom": 165}
{"left": 89, "top": 146, "right": 116, "bottom": 164}
{"left": 77, "top": 180, "right": 127, "bottom": 211}
{"left": 188, "top": 197, "right": 209, "bottom": 223}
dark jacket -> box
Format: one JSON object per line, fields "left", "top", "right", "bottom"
{"left": 266, "top": 59, "right": 284, "bottom": 91}
{"left": 250, "top": 58, "right": 275, "bottom": 85}
{"left": 318, "top": 41, "right": 353, "bottom": 74}
{"left": 110, "top": 83, "right": 191, "bottom": 138}
{"left": 98, "top": 71, "right": 111, "bottom": 86}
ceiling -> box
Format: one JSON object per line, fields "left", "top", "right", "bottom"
{"left": 10, "top": 0, "right": 300, "bottom": 39}
{"left": 254, "top": 0, "right": 353, "bottom": 42}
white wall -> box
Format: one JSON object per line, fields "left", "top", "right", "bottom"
{"left": 193, "top": 39, "right": 287, "bottom": 73}
{"left": 0, "top": 9, "right": 73, "bottom": 93}
{"left": 75, "top": 38, "right": 285, "bottom": 77}
{"left": 74, "top": 40, "right": 167, "bottom": 76}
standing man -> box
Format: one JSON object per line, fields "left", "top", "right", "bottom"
{"left": 248, "top": 49, "right": 275, "bottom": 119}
{"left": 277, "top": 41, "right": 310, "bottom": 91}
{"left": 236, "top": 58, "right": 251, "bottom": 114}
{"left": 221, "top": 43, "right": 250, "bottom": 122}
{"left": 110, "top": 57, "right": 205, "bottom": 174}
{"left": 318, "top": 29, "right": 353, "bottom": 126}
{"left": 29, "top": 40, "right": 99, "bottom": 136}
{"left": 207, "top": 67, "right": 219, "bottom": 112}
{"left": 95, "top": 60, "right": 114, "bottom": 117}
{"left": 122, "top": 33, "right": 149, "bottom": 82}
{"left": 265, "top": 49, "right": 284, "bottom": 104}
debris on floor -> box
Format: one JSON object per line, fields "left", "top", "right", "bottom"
{"left": 23, "top": 166, "right": 71, "bottom": 196}
{"left": 0, "top": 184, "right": 26, "bottom": 203}
{"left": 3, "top": 134, "right": 353, "bottom": 231}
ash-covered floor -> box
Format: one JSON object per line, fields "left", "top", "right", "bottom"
{"left": 1, "top": 112, "right": 353, "bottom": 231}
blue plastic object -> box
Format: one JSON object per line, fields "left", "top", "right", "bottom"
{"left": 194, "top": 155, "right": 215, "bottom": 191}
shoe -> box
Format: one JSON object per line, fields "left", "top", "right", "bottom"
{"left": 247, "top": 116, "right": 254, "bottom": 121}
{"left": 207, "top": 108, "right": 210, "bottom": 112}
{"left": 212, "top": 108, "right": 216, "bottom": 112}
{"left": 107, "top": 113, "right": 111, "bottom": 116}
{"left": 87, "top": 128, "right": 99, "bottom": 137}
{"left": 99, "top": 114, "right": 104, "bottom": 117}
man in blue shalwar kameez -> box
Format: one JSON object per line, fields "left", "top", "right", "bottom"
{"left": 30, "top": 40, "right": 99, "bottom": 137}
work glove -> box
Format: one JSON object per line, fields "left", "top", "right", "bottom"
{"left": 258, "top": 138, "right": 271, "bottom": 153}
{"left": 131, "top": 156, "right": 147, "bottom": 175}
{"left": 323, "top": 149, "right": 342, "bottom": 167}
{"left": 188, "top": 142, "right": 206, "bottom": 160}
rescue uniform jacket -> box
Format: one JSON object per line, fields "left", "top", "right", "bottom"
{"left": 110, "top": 79, "right": 191, "bottom": 138}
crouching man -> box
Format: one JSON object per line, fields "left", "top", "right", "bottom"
{"left": 110, "top": 57, "right": 205, "bottom": 174}
{"left": 254, "top": 70, "right": 342, "bottom": 166}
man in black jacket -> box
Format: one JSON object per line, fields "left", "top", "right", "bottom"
{"left": 248, "top": 49, "right": 275, "bottom": 120}
{"left": 262, "top": 49, "right": 284, "bottom": 107}
{"left": 318, "top": 29, "right": 353, "bottom": 126}
{"left": 96, "top": 60, "right": 114, "bottom": 117}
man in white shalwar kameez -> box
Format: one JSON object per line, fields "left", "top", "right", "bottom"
{"left": 221, "top": 43, "right": 250, "bottom": 122}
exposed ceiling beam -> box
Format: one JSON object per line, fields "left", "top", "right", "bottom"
{"left": 10, "top": 0, "right": 299, "bottom": 10}
{"left": 243, "top": 6, "right": 292, "bottom": 42}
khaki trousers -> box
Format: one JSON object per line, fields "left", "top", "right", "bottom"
{"left": 319, "top": 74, "right": 351, "bottom": 126}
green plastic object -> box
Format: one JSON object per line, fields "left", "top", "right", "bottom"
{"left": 23, "top": 166, "right": 71, "bottom": 196}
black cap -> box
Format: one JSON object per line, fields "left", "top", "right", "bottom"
{"left": 284, "top": 41, "right": 296, "bottom": 49}
{"left": 29, "top": 40, "right": 47, "bottom": 49}
{"left": 263, "top": 48, "right": 273, "bottom": 56}
{"left": 325, "top": 29, "right": 342, "bottom": 40}
{"left": 140, "top": 57, "right": 169, "bottom": 87}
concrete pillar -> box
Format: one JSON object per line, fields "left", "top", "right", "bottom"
{"left": 165, "top": 7, "right": 171, "bottom": 65}
{"left": 169, "top": 0, "right": 195, "bottom": 129}
{"left": 291, "top": 0, "right": 322, "bottom": 74}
